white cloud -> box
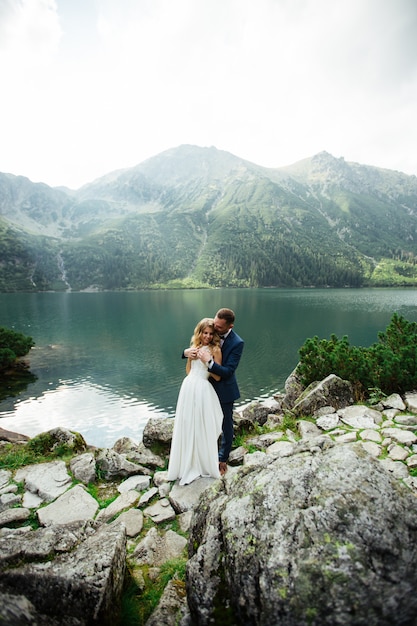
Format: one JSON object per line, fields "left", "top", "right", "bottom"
{"left": 0, "top": 0, "right": 416, "bottom": 188}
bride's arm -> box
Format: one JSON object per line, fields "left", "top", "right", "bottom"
{"left": 209, "top": 346, "right": 221, "bottom": 381}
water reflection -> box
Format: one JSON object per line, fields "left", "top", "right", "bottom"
{"left": 1, "top": 288, "right": 416, "bottom": 447}
{"left": 0, "top": 379, "right": 169, "bottom": 448}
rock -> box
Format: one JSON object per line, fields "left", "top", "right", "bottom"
{"left": 266, "top": 440, "right": 295, "bottom": 456}
{"left": 0, "top": 522, "right": 126, "bottom": 625}
{"left": 316, "top": 413, "right": 340, "bottom": 430}
{"left": 139, "top": 487, "right": 159, "bottom": 506}
{"left": 292, "top": 374, "right": 354, "bottom": 416}
{"left": 0, "top": 427, "right": 30, "bottom": 443}
{"left": 338, "top": 405, "right": 383, "bottom": 428}
{"left": 95, "top": 448, "right": 151, "bottom": 480}
{"left": 95, "top": 490, "right": 140, "bottom": 524}
{"left": 383, "top": 393, "right": 406, "bottom": 411}
{"left": 133, "top": 527, "right": 187, "bottom": 566}
{"left": 169, "top": 478, "right": 219, "bottom": 514}
{"left": 113, "top": 437, "right": 165, "bottom": 469}
{"left": 15, "top": 460, "right": 72, "bottom": 503}
{"left": 381, "top": 428, "right": 417, "bottom": 446}
{"left": 117, "top": 474, "right": 151, "bottom": 494}
{"left": 359, "top": 429, "right": 382, "bottom": 443}
{"left": 359, "top": 441, "right": 381, "bottom": 457}
{"left": 297, "top": 420, "right": 322, "bottom": 439}
{"left": 112, "top": 509, "right": 143, "bottom": 537}
{"left": 0, "top": 492, "right": 21, "bottom": 512}
{"left": 282, "top": 367, "right": 304, "bottom": 409}
{"left": 34, "top": 427, "right": 87, "bottom": 453}
{"left": 405, "top": 392, "right": 417, "bottom": 412}
{"left": 0, "top": 507, "right": 31, "bottom": 528}
{"left": 142, "top": 417, "right": 174, "bottom": 447}
{"left": 240, "top": 401, "right": 271, "bottom": 427}
{"left": 70, "top": 452, "right": 96, "bottom": 484}
{"left": 186, "top": 443, "right": 417, "bottom": 626}
{"left": 143, "top": 498, "right": 176, "bottom": 524}
{"left": 37, "top": 484, "right": 99, "bottom": 526}
{"left": 394, "top": 414, "right": 417, "bottom": 427}
{"left": 145, "top": 576, "right": 188, "bottom": 626}
{"left": 0, "top": 469, "right": 11, "bottom": 490}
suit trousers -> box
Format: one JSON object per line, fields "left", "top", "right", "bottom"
{"left": 218, "top": 401, "right": 234, "bottom": 462}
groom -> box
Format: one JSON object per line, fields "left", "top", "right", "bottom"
{"left": 185, "top": 308, "right": 244, "bottom": 475}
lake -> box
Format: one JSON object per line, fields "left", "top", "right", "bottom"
{"left": 1, "top": 288, "right": 416, "bottom": 448}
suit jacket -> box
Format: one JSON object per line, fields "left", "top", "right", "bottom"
{"left": 209, "top": 329, "right": 244, "bottom": 404}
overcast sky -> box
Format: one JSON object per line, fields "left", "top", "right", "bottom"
{"left": 0, "top": 0, "right": 416, "bottom": 189}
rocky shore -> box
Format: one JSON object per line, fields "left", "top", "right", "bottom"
{"left": 1, "top": 373, "right": 417, "bottom": 625}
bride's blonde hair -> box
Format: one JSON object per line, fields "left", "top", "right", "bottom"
{"left": 190, "top": 318, "right": 220, "bottom": 348}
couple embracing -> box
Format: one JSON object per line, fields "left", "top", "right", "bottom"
{"left": 167, "top": 308, "right": 244, "bottom": 485}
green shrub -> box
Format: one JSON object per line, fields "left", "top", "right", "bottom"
{"left": 0, "top": 327, "right": 34, "bottom": 371}
{"left": 297, "top": 313, "right": 417, "bottom": 398}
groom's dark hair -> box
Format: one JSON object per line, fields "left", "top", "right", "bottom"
{"left": 216, "top": 308, "right": 235, "bottom": 324}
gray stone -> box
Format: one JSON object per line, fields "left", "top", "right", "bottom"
{"left": 112, "top": 508, "right": 143, "bottom": 537}
{"left": 383, "top": 393, "right": 406, "bottom": 411}
{"left": 292, "top": 374, "right": 354, "bottom": 416}
{"left": 37, "top": 484, "right": 99, "bottom": 527}
{"left": 133, "top": 527, "right": 187, "bottom": 566}
{"left": 0, "top": 523, "right": 126, "bottom": 625}
{"left": 70, "top": 452, "right": 96, "bottom": 484}
{"left": 394, "top": 414, "right": 417, "bottom": 426}
{"left": 145, "top": 576, "right": 188, "bottom": 626}
{"left": 316, "top": 413, "right": 340, "bottom": 430}
{"left": 297, "top": 419, "right": 322, "bottom": 438}
{"left": 95, "top": 448, "right": 151, "bottom": 480}
{"left": 405, "top": 392, "right": 417, "bottom": 412}
{"left": 15, "top": 460, "right": 72, "bottom": 503}
{"left": 142, "top": 417, "right": 174, "bottom": 447}
{"left": 266, "top": 440, "right": 295, "bottom": 456}
{"left": 143, "top": 498, "right": 176, "bottom": 524}
{"left": 382, "top": 428, "right": 417, "bottom": 446}
{"left": 359, "top": 429, "right": 382, "bottom": 443}
{"left": 22, "top": 491, "right": 43, "bottom": 509}
{"left": 169, "top": 478, "right": 218, "bottom": 514}
{"left": 186, "top": 443, "right": 417, "bottom": 626}
{"left": 339, "top": 405, "right": 383, "bottom": 429}
{"left": 333, "top": 432, "right": 358, "bottom": 444}
{"left": 240, "top": 401, "right": 271, "bottom": 427}
{"left": 118, "top": 474, "right": 151, "bottom": 494}
{"left": 0, "top": 492, "right": 21, "bottom": 512}
{"left": 0, "top": 507, "right": 31, "bottom": 528}
{"left": 96, "top": 490, "right": 140, "bottom": 524}
{"left": 359, "top": 441, "right": 381, "bottom": 457}
{"left": 0, "top": 427, "right": 30, "bottom": 443}
{"left": 112, "top": 437, "right": 165, "bottom": 469}
{"left": 138, "top": 487, "right": 159, "bottom": 506}
{"left": 379, "top": 458, "right": 410, "bottom": 479}
{"left": 407, "top": 455, "right": 417, "bottom": 469}
{"left": 228, "top": 445, "right": 247, "bottom": 464}
{"left": 0, "top": 469, "right": 11, "bottom": 490}
{"left": 388, "top": 444, "right": 409, "bottom": 461}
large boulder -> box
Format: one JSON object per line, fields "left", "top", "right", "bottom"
{"left": 0, "top": 521, "right": 126, "bottom": 625}
{"left": 292, "top": 374, "right": 354, "bottom": 416}
{"left": 186, "top": 441, "right": 417, "bottom": 626}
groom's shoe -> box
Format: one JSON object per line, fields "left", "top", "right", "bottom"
{"left": 219, "top": 462, "right": 227, "bottom": 476}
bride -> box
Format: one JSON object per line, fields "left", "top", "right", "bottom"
{"left": 167, "top": 318, "right": 223, "bottom": 485}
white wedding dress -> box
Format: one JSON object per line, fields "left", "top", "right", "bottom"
{"left": 167, "top": 348, "right": 223, "bottom": 485}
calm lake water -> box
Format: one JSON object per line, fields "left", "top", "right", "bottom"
{"left": 1, "top": 288, "right": 416, "bottom": 447}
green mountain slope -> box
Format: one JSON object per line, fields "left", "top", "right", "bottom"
{"left": 1, "top": 146, "right": 417, "bottom": 291}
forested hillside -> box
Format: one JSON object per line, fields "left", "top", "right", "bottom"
{"left": 1, "top": 145, "right": 417, "bottom": 291}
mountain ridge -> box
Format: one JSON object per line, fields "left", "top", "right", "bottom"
{"left": 1, "top": 145, "right": 417, "bottom": 291}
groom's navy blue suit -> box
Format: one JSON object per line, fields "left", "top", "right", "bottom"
{"left": 208, "top": 329, "right": 244, "bottom": 462}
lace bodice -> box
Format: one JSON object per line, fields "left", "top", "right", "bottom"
{"left": 190, "top": 346, "right": 211, "bottom": 380}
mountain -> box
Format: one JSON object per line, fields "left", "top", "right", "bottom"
{"left": 1, "top": 145, "right": 417, "bottom": 292}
